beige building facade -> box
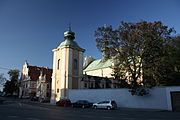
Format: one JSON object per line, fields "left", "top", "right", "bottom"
{"left": 50, "top": 28, "right": 85, "bottom": 104}
{"left": 36, "top": 68, "right": 52, "bottom": 102}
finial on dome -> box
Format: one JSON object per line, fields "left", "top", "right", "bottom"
{"left": 68, "top": 22, "right": 71, "bottom": 31}
{"left": 64, "top": 23, "right": 75, "bottom": 40}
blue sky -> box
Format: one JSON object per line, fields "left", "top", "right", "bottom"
{"left": 0, "top": 0, "right": 180, "bottom": 81}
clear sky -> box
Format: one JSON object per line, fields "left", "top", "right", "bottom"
{"left": 0, "top": 0, "right": 180, "bottom": 80}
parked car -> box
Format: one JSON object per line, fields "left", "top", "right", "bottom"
{"left": 39, "top": 98, "right": 50, "bottom": 103}
{"left": 72, "top": 100, "right": 93, "bottom": 108}
{"left": 93, "top": 100, "right": 117, "bottom": 110}
{"left": 56, "top": 99, "right": 71, "bottom": 107}
{"left": 30, "top": 96, "right": 39, "bottom": 101}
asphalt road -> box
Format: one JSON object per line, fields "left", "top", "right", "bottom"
{"left": 0, "top": 98, "right": 180, "bottom": 120}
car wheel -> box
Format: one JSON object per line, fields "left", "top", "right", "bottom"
{"left": 107, "top": 106, "right": 111, "bottom": 110}
{"left": 82, "top": 105, "right": 85, "bottom": 108}
{"left": 94, "top": 106, "right": 97, "bottom": 109}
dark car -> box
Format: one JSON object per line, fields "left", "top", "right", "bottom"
{"left": 56, "top": 99, "right": 71, "bottom": 107}
{"left": 72, "top": 100, "right": 93, "bottom": 108}
{"left": 30, "top": 96, "right": 39, "bottom": 101}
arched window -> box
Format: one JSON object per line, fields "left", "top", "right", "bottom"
{"left": 57, "top": 59, "right": 60, "bottom": 70}
{"left": 74, "top": 59, "right": 78, "bottom": 69}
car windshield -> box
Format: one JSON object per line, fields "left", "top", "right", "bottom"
{"left": 98, "top": 101, "right": 110, "bottom": 104}
{"left": 111, "top": 101, "right": 116, "bottom": 104}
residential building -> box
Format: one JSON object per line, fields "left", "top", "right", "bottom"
{"left": 19, "top": 61, "right": 52, "bottom": 99}
{"left": 36, "top": 68, "right": 52, "bottom": 102}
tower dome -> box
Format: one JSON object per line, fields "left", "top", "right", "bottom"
{"left": 58, "top": 27, "right": 85, "bottom": 51}
{"left": 64, "top": 27, "right": 75, "bottom": 40}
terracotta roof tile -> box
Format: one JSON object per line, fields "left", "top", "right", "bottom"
{"left": 28, "top": 66, "right": 52, "bottom": 81}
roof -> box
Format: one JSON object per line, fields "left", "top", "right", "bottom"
{"left": 59, "top": 40, "right": 84, "bottom": 51}
{"left": 41, "top": 68, "right": 52, "bottom": 83}
{"left": 83, "top": 59, "right": 113, "bottom": 72}
{"left": 28, "top": 66, "right": 52, "bottom": 81}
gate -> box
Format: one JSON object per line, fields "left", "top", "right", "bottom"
{"left": 171, "top": 92, "right": 180, "bottom": 112}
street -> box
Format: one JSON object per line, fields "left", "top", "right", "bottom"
{"left": 0, "top": 98, "right": 180, "bottom": 120}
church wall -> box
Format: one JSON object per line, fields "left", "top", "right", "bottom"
{"left": 69, "top": 86, "right": 180, "bottom": 111}
{"left": 85, "top": 67, "right": 113, "bottom": 78}
{"left": 51, "top": 48, "right": 66, "bottom": 102}
{"left": 72, "top": 49, "right": 79, "bottom": 89}
{"left": 59, "top": 48, "right": 66, "bottom": 99}
{"left": 51, "top": 51, "right": 56, "bottom": 103}
{"left": 78, "top": 52, "right": 83, "bottom": 88}
{"left": 67, "top": 48, "right": 73, "bottom": 89}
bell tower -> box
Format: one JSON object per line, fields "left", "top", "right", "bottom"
{"left": 51, "top": 28, "right": 85, "bottom": 104}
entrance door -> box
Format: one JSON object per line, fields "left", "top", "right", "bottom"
{"left": 171, "top": 92, "right": 180, "bottom": 112}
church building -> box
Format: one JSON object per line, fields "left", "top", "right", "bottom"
{"left": 50, "top": 28, "right": 129, "bottom": 104}
{"left": 50, "top": 28, "right": 85, "bottom": 104}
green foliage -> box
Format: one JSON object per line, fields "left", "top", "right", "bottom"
{"left": 3, "top": 69, "right": 20, "bottom": 95}
{"left": 95, "top": 21, "right": 178, "bottom": 89}
{"left": 0, "top": 74, "right": 6, "bottom": 85}
{"left": 171, "top": 35, "right": 180, "bottom": 72}
{"left": 0, "top": 74, "right": 7, "bottom": 92}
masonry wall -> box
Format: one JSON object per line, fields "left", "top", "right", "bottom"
{"left": 69, "top": 86, "right": 180, "bottom": 110}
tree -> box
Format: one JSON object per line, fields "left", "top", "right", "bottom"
{"left": 3, "top": 69, "right": 20, "bottom": 95}
{"left": 95, "top": 21, "right": 175, "bottom": 89}
{"left": 0, "top": 74, "right": 7, "bottom": 92}
{"left": 172, "top": 35, "right": 180, "bottom": 72}
{"left": 166, "top": 35, "right": 180, "bottom": 85}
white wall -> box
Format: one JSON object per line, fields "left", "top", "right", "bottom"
{"left": 69, "top": 86, "right": 180, "bottom": 111}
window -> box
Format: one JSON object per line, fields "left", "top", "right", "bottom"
{"left": 91, "top": 83, "right": 93, "bottom": 88}
{"left": 84, "top": 83, "right": 87, "bottom": 88}
{"left": 57, "top": 89, "right": 59, "bottom": 93}
{"left": 46, "top": 93, "right": 49, "bottom": 97}
{"left": 57, "top": 59, "right": 60, "bottom": 70}
{"left": 73, "top": 59, "right": 78, "bottom": 69}
{"left": 47, "top": 84, "right": 49, "bottom": 89}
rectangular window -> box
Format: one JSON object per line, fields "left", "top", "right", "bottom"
{"left": 57, "top": 59, "right": 60, "bottom": 70}
{"left": 84, "top": 83, "right": 87, "bottom": 88}
{"left": 91, "top": 83, "right": 93, "bottom": 88}
{"left": 74, "top": 59, "right": 78, "bottom": 69}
